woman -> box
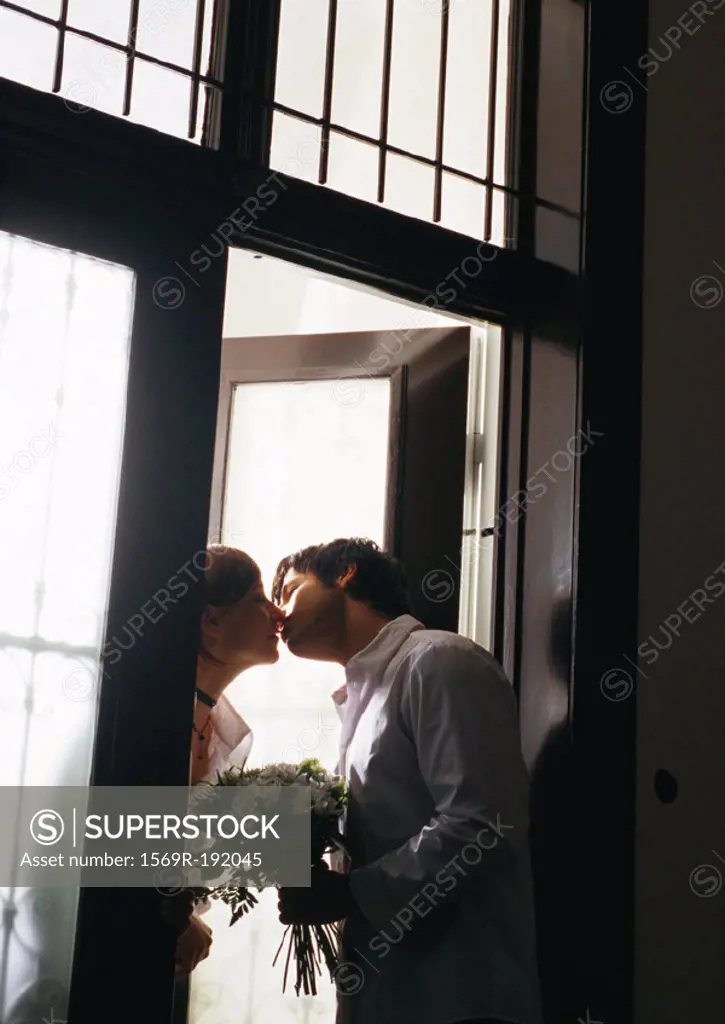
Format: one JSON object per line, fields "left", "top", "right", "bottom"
{"left": 174, "top": 544, "right": 283, "bottom": 980}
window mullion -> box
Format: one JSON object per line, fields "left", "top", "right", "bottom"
{"left": 214, "top": 0, "right": 282, "bottom": 168}
{"left": 318, "top": 0, "right": 338, "bottom": 185}
{"left": 433, "top": 0, "right": 451, "bottom": 223}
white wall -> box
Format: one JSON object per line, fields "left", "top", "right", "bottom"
{"left": 637, "top": 5, "right": 725, "bottom": 1021}
{"left": 222, "top": 248, "right": 459, "bottom": 337}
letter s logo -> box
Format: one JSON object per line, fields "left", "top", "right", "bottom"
{"left": 30, "top": 809, "right": 65, "bottom": 846}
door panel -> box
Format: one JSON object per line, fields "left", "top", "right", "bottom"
{"left": 388, "top": 326, "right": 471, "bottom": 631}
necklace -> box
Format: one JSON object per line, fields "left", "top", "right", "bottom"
{"left": 195, "top": 687, "right": 217, "bottom": 708}
{"left": 193, "top": 688, "right": 217, "bottom": 757}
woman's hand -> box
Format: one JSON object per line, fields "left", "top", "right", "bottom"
{"left": 161, "top": 890, "right": 195, "bottom": 936}
{"left": 174, "top": 915, "right": 213, "bottom": 979}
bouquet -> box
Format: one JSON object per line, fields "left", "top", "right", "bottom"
{"left": 188, "top": 758, "right": 348, "bottom": 996}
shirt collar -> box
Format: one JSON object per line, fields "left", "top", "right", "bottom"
{"left": 210, "top": 692, "right": 252, "bottom": 751}
{"left": 344, "top": 614, "right": 424, "bottom": 685}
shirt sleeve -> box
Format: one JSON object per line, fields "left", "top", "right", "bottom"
{"left": 347, "top": 641, "right": 530, "bottom": 932}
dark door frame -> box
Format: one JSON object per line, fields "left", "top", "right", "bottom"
{"left": 0, "top": 0, "right": 647, "bottom": 1020}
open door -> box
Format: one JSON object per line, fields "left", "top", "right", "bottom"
{"left": 385, "top": 328, "right": 474, "bottom": 631}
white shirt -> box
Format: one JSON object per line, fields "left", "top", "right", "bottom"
{"left": 194, "top": 694, "right": 252, "bottom": 918}
{"left": 202, "top": 692, "right": 253, "bottom": 781}
{"left": 334, "top": 615, "right": 543, "bottom": 1024}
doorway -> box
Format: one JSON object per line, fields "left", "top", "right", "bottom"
{"left": 186, "top": 246, "right": 503, "bottom": 1024}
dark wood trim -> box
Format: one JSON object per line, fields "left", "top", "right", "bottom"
{"left": 0, "top": 2, "right": 276, "bottom": 197}
{"left": 506, "top": 0, "right": 541, "bottom": 255}
{"left": 384, "top": 366, "right": 407, "bottom": 556}
{"left": 0, "top": 77, "right": 234, "bottom": 212}
{"left": 569, "top": 0, "right": 647, "bottom": 1020}
{"left": 0, "top": 76, "right": 573, "bottom": 335}
{"left": 483, "top": 0, "right": 501, "bottom": 241}
{"left": 222, "top": 172, "right": 577, "bottom": 332}
{"left": 234, "top": 0, "right": 282, "bottom": 166}
{"left": 494, "top": 318, "right": 529, "bottom": 693}
{"left": 488, "top": 4, "right": 645, "bottom": 1024}
{"left": 499, "top": 2, "right": 646, "bottom": 1023}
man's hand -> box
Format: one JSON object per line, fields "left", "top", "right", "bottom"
{"left": 174, "top": 915, "right": 213, "bottom": 979}
{"left": 278, "top": 865, "right": 356, "bottom": 925}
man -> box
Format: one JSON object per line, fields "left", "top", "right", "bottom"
{"left": 273, "top": 538, "right": 542, "bottom": 1024}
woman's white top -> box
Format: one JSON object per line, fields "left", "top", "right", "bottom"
{"left": 200, "top": 692, "right": 253, "bottom": 782}
{"left": 194, "top": 693, "right": 252, "bottom": 917}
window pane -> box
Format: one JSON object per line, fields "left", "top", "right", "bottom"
{"left": 490, "top": 187, "right": 506, "bottom": 247}
{"left": 130, "top": 59, "right": 191, "bottom": 138}
{"left": 61, "top": 34, "right": 125, "bottom": 118}
{"left": 270, "top": 0, "right": 511, "bottom": 241}
{"left": 270, "top": 112, "right": 324, "bottom": 183}
{"left": 385, "top": 153, "right": 435, "bottom": 221}
{"left": 331, "top": 0, "right": 385, "bottom": 139}
{"left": 0, "top": 2, "right": 220, "bottom": 145}
{"left": 11, "top": 0, "right": 61, "bottom": 15}
{"left": 137, "top": 0, "right": 200, "bottom": 69}
{"left": 441, "top": 172, "right": 484, "bottom": 238}
{"left": 493, "top": 0, "right": 512, "bottom": 189}
{"left": 387, "top": 0, "right": 441, "bottom": 160}
{"left": 444, "top": 0, "right": 492, "bottom": 177}
{"left": 191, "top": 376, "right": 391, "bottom": 1023}
{"left": 275, "top": 0, "right": 329, "bottom": 119}
{"left": 327, "top": 131, "right": 379, "bottom": 203}
{"left": 67, "top": 0, "right": 132, "bottom": 47}
{"left": 0, "top": 8, "right": 57, "bottom": 92}
{"left": 0, "top": 231, "right": 134, "bottom": 1023}
{"left": 223, "top": 379, "right": 391, "bottom": 558}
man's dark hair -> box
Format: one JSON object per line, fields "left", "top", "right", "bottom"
{"left": 272, "top": 538, "right": 411, "bottom": 619}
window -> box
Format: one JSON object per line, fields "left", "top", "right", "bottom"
{"left": 0, "top": 230, "right": 133, "bottom": 1022}
{"left": 0, "top": 0, "right": 221, "bottom": 143}
{"left": 270, "top": 0, "right": 512, "bottom": 243}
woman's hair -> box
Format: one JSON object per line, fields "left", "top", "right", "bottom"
{"left": 203, "top": 544, "right": 261, "bottom": 607}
